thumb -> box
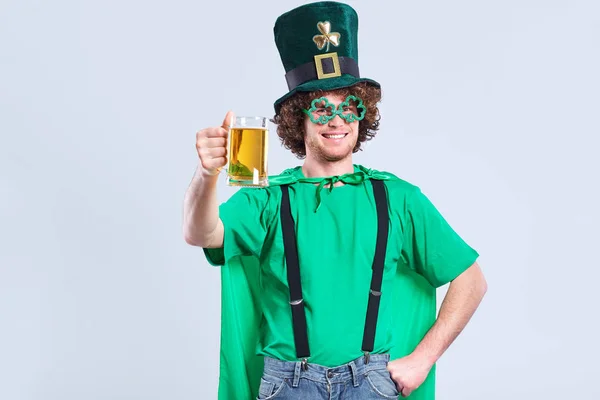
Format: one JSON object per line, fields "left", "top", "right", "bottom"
{"left": 221, "top": 110, "right": 235, "bottom": 130}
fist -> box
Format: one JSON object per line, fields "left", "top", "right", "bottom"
{"left": 386, "top": 354, "right": 433, "bottom": 397}
{"left": 196, "top": 110, "right": 233, "bottom": 176}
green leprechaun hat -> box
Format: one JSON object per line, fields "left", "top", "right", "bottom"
{"left": 273, "top": 1, "right": 380, "bottom": 113}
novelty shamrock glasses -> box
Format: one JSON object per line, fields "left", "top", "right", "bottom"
{"left": 302, "top": 95, "right": 367, "bottom": 124}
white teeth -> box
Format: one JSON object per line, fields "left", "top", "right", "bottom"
{"left": 323, "top": 134, "right": 345, "bottom": 139}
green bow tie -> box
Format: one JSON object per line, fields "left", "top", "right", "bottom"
{"left": 269, "top": 168, "right": 393, "bottom": 212}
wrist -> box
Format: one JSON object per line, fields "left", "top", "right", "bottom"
{"left": 201, "top": 168, "right": 221, "bottom": 178}
{"left": 198, "top": 163, "right": 222, "bottom": 179}
{"left": 409, "top": 348, "right": 438, "bottom": 369}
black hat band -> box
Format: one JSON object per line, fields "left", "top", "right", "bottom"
{"left": 285, "top": 53, "right": 360, "bottom": 91}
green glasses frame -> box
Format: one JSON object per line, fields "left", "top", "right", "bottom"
{"left": 302, "top": 95, "right": 367, "bottom": 124}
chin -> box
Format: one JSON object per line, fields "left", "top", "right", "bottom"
{"left": 322, "top": 150, "right": 353, "bottom": 162}
{"left": 306, "top": 137, "right": 357, "bottom": 162}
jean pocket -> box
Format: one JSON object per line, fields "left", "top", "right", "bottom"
{"left": 257, "top": 374, "right": 287, "bottom": 400}
{"left": 365, "top": 366, "right": 399, "bottom": 399}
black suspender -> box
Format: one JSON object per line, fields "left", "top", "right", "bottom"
{"left": 361, "top": 179, "right": 389, "bottom": 361}
{"left": 280, "top": 184, "right": 310, "bottom": 360}
{"left": 279, "top": 179, "right": 389, "bottom": 367}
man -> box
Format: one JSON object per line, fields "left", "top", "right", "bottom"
{"left": 183, "top": 2, "right": 487, "bottom": 399}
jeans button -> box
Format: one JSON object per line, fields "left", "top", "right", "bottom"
{"left": 327, "top": 371, "right": 334, "bottom": 378}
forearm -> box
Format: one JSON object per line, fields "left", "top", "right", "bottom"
{"left": 412, "top": 262, "right": 487, "bottom": 365}
{"left": 182, "top": 163, "right": 224, "bottom": 248}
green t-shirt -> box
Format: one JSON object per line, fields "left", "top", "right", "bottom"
{"left": 204, "top": 164, "right": 479, "bottom": 399}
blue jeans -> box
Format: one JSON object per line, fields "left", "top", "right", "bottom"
{"left": 257, "top": 353, "right": 399, "bottom": 399}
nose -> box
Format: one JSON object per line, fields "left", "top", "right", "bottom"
{"left": 327, "top": 113, "right": 345, "bottom": 127}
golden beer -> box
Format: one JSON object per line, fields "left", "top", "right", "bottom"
{"left": 227, "top": 124, "right": 269, "bottom": 187}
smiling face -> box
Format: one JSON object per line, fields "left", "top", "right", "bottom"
{"left": 303, "top": 93, "right": 360, "bottom": 163}
{"left": 273, "top": 82, "right": 382, "bottom": 160}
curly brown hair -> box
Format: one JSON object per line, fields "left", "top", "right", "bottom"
{"left": 272, "top": 82, "right": 382, "bottom": 159}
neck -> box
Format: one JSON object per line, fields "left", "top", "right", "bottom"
{"left": 302, "top": 156, "right": 355, "bottom": 178}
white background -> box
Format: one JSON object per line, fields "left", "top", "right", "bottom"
{"left": 1, "top": 0, "right": 599, "bottom": 399}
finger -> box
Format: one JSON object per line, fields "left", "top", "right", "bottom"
{"left": 394, "top": 382, "right": 404, "bottom": 394}
{"left": 198, "top": 146, "right": 227, "bottom": 161}
{"left": 401, "top": 387, "right": 412, "bottom": 397}
{"left": 203, "top": 127, "right": 228, "bottom": 138}
{"left": 388, "top": 372, "right": 402, "bottom": 393}
{"left": 205, "top": 147, "right": 227, "bottom": 158}
{"left": 221, "top": 110, "right": 235, "bottom": 130}
{"left": 202, "top": 137, "right": 227, "bottom": 148}
{"left": 202, "top": 156, "right": 227, "bottom": 170}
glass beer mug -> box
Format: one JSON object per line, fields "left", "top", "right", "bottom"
{"left": 226, "top": 116, "right": 269, "bottom": 187}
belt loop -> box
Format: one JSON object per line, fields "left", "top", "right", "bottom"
{"left": 349, "top": 359, "right": 359, "bottom": 387}
{"left": 293, "top": 360, "right": 303, "bottom": 388}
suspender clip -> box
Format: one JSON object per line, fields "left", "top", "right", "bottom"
{"left": 301, "top": 358, "right": 309, "bottom": 371}
{"left": 363, "top": 351, "right": 371, "bottom": 365}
